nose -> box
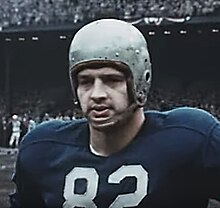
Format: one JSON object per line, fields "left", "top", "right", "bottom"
{"left": 90, "top": 78, "right": 107, "bottom": 101}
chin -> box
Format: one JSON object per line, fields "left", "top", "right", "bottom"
{"left": 89, "top": 115, "right": 126, "bottom": 131}
{"left": 92, "top": 121, "right": 116, "bottom": 131}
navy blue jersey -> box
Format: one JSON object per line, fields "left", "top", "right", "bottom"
{"left": 10, "top": 107, "right": 220, "bottom": 208}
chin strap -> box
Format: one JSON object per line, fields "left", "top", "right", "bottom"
{"left": 86, "top": 102, "right": 140, "bottom": 131}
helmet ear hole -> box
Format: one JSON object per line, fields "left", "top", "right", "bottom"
{"left": 145, "top": 70, "right": 151, "bottom": 82}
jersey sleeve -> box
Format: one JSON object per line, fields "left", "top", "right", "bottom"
{"left": 202, "top": 123, "right": 220, "bottom": 200}
{"left": 9, "top": 153, "right": 45, "bottom": 208}
{"left": 9, "top": 122, "right": 52, "bottom": 208}
{"left": 10, "top": 118, "right": 76, "bottom": 208}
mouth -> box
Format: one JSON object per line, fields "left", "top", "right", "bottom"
{"left": 89, "top": 105, "right": 111, "bottom": 121}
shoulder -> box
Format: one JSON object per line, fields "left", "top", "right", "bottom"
{"left": 145, "top": 107, "right": 219, "bottom": 136}
{"left": 19, "top": 118, "right": 88, "bottom": 149}
{"left": 166, "top": 107, "right": 218, "bottom": 125}
{"left": 16, "top": 118, "right": 89, "bottom": 176}
{"left": 166, "top": 107, "right": 216, "bottom": 121}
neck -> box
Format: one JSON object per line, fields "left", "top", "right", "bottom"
{"left": 89, "top": 108, "right": 145, "bottom": 157}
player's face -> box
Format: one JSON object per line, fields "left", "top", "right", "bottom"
{"left": 77, "top": 67, "right": 129, "bottom": 129}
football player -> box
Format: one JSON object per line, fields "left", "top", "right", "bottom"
{"left": 9, "top": 114, "right": 21, "bottom": 148}
{"left": 10, "top": 19, "right": 220, "bottom": 208}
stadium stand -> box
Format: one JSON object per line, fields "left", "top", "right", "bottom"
{"left": 0, "top": 0, "right": 220, "bottom": 29}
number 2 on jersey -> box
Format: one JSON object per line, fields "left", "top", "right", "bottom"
{"left": 63, "top": 165, "right": 148, "bottom": 208}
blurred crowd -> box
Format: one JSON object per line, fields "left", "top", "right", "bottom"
{"left": 1, "top": 83, "right": 220, "bottom": 148}
{"left": 147, "top": 86, "right": 220, "bottom": 118}
{"left": 0, "top": 0, "right": 220, "bottom": 29}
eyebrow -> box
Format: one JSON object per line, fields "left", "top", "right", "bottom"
{"left": 77, "top": 73, "right": 125, "bottom": 79}
{"left": 77, "top": 71, "right": 125, "bottom": 77}
{"left": 77, "top": 74, "right": 92, "bottom": 79}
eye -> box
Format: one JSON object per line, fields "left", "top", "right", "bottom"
{"left": 104, "top": 75, "right": 125, "bottom": 84}
{"left": 101, "top": 75, "right": 125, "bottom": 88}
{"left": 78, "top": 77, "right": 93, "bottom": 87}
